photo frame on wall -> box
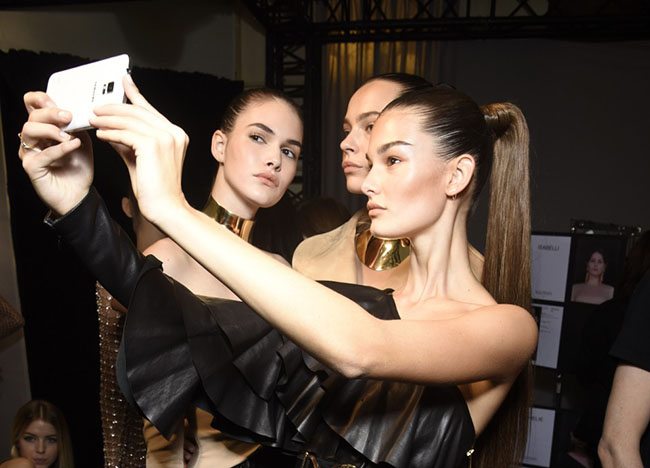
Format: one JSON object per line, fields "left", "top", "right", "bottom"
{"left": 567, "top": 234, "right": 628, "bottom": 305}
{"left": 557, "top": 234, "right": 628, "bottom": 372}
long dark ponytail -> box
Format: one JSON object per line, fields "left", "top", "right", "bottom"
{"left": 385, "top": 88, "right": 532, "bottom": 468}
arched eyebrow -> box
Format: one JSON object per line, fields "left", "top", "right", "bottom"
{"left": 285, "top": 139, "right": 302, "bottom": 150}
{"left": 248, "top": 122, "right": 302, "bottom": 149}
{"left": 357, "top": 111, "right": 380, "bottom": 123}
{"left": 343, "top": 111, "right": 380, "bottom": 127}
{"left": 248, "top": 122, "right": 274, "bottom": 134}
{"left": 377, "top": 140, "right": 412, "bottom": 155}
{"left": 23, "top": 431, "right": 57, "bottom": 437}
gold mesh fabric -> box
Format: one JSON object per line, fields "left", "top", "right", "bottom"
{"left": 97, "top": 283, "right": 146, "bottom": 467}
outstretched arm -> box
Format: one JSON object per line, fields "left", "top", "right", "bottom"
{"left": 91, "top": 79, "right": 536, "bottom": 385}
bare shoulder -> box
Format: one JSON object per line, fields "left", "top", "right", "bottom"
{"left": 571, "top": 282, "right": 585, "bottom": 293}
{"left": 144, "top": 237, "right": 193, "bottom": 275}
{"left": 144, "top": 236, "right": 181, "bottom": 258}
{"left": 292, "top": 215, "right": 357, "bottom": 268}
{"left": 293, "top": 225, "right": 344, "bottom": 265}
{"left": 0, "top": 458, "right": 35, "bottom": 468}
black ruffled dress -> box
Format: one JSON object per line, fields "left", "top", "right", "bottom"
{"left": 49, "top": 188, "right": 476, "bottom": 468}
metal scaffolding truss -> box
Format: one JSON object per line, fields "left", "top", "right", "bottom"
{"left": 245, "top": 0, "right": 650, "bottom": 198}
{"left": 249, "top": 0, "right": 650, "bottom": 40}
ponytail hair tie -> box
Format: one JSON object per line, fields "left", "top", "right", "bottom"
{"left": 481, "top": 103, "right": 513, "bottom": 139}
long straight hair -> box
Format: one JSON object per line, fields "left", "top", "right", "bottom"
{"left": 385, "top": 88, "right": 532, "bottom": 468}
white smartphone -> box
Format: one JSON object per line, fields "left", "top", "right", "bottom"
{"left": 46, "top": 54, "right": 130, "bottom": 132}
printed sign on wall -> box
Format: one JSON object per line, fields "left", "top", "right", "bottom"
{"left": 532, "top": 234, "right": 572, "bottom": 302}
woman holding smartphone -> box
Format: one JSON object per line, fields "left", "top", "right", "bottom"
{"left": 19, "top": 78, "right": 537, "bottom": 468}
{"left": 20, "top": 80, "right": 302, "bottom": 468}
{"left": 117, "top": 86, "right": 303, "bottom": 468}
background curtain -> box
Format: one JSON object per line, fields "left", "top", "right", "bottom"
{"left": 321, "top": 40, "right": 440, "bottom": 212}
{"left": 0, "top": 49, "right": 242, "bottom": 465}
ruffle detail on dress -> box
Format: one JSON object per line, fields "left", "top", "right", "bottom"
{"left": 119, "top": 257, "right": 475, "bottom": 468}
{"left": 116, "top": 257, "right": 200, "bottom": 438}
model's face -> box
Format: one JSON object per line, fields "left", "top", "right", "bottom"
{"left": 340, "top": 80, "right": 404, "bottom": 194}
{"left": 362, "top": 108, "right": 450, "bottom": 239}
{"left": 587, "top": 252, "right": 606, "bottom": 277}
{"left": 17, "top": 420, "right": 59, "bottom": 468}
{"left": 215, "top": 98, "right": 302, "bottom": 216}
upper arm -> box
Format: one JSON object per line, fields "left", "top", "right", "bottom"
{"left": 361, "top": 304, "right": 538, "bottom": 385}
{"left": 602, "top": 364, "right": 650, "bottom": 445}
{"left": 268, "top": 252, "right": 290, "bottom": 266}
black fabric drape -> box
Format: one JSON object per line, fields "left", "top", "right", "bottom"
{"left": 0, "top": 49, "right": 242, "bottom": 466}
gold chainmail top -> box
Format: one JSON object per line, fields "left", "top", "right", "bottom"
{"left": 354, "top": 210, "right": 410, "bottom": 271}
{"left": 97, "top": 283, "right": 146, "bottom": 468}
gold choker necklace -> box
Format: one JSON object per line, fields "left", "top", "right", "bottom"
{"left": 354, "top": 211, "right": 410, "bottom": 271}
{"left": 203, "top": 197, "right": 255, "bottom": 242}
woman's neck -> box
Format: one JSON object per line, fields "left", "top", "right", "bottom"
{"left": 398, "top": 205, "right": 485, "bottom": 306}
{"left": 211, "top": 174, "right": 258, "bottom": 220}
{"left": 203, "top": 195, "right": 255, "bottom": 243}
{"left": 585, "top": 275, "right": 602, "bottom": 285}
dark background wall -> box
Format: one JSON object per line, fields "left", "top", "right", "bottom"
{"left": 435, "top": 38, "right": 650, "bottom": 248}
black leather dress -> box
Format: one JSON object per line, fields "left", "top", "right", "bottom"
{"left": 48, "top": 188, "right": 476, "bottom": 468}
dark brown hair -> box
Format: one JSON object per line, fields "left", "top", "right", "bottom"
{"left": 10, "top": 400, "right": 74, "bottom": 468}
{"left": 219, "top": 87, "right": 303, "bottom": 134}
{"left": 385, "top": 87, "right": 532, "bottom": 468}
{"left": 363, "top": 72, "right": 433, "bottom": 97}
{"left": 207, "top": 87, "right": 304, "bottom": 203}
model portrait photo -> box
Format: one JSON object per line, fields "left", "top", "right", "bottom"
{"left": 569, "top": 235, "right": 626, "bottom": 305}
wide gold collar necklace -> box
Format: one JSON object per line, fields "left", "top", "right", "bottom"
{"left": 203, "top": 196, "right": 255, "bottom": 243}
{"left": 354, "top": 210, "right": 410, "bottom": 271}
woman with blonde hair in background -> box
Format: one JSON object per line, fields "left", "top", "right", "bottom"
{"left": 1, "top": 400, "right": 73, "bottom": 468}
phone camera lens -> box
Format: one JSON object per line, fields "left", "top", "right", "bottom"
{"left": 107, "top": 81, "right": 114, "bottom": 93}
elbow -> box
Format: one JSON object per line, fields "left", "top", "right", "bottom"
{"left": 328, "top": 342, "right": 375, "bottom": 380}
{"left": 321, "top": 316, "right": 385, "bottom": 379}
{"left": 335, "top": 362, "right": 366, "bottom": 379}
{"left": 597, "top": 437, "right": 615, "bottom": 467}
{"left": 598, "top": 434, "right": 632, "bottom": 468}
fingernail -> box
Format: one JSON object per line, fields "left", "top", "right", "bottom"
{"left": 59, "top": 131, "right": 71, "bottom": 140}
{"left": 58, "top": 110, "right": 71, "bottom": 120}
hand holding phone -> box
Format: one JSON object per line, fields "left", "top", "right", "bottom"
{"left": 46, "top": 54, "right": 130, "bottom": 132}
